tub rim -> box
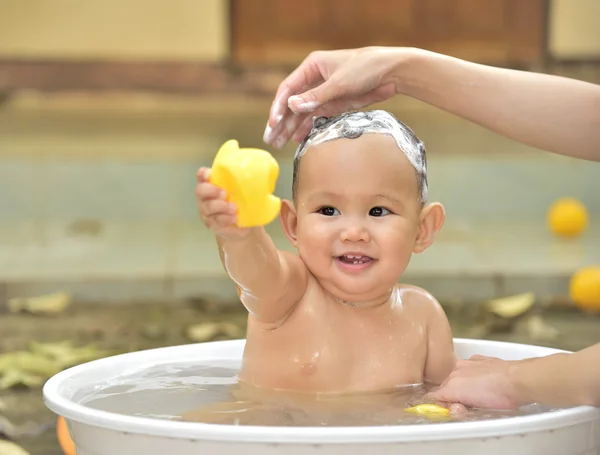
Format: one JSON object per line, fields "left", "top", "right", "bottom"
{"left": 43, "top": 337, "right": 600, "bottom": 444}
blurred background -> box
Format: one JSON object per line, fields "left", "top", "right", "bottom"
{"left": 0, "top": 1, "right": 599, "bottom": 453}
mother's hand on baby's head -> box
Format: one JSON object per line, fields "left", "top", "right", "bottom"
{"left": 264, "top": 47, "right": 405, "bottom": 149}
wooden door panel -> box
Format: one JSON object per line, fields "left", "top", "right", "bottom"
{"left": 230, "top": 0, "right": 546, "bottom": 66}
{"left": 452, "top": 0, "right": 508, "bottom": 34}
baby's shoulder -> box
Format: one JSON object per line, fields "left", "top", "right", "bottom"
{"left": 394, "top": 284, "right": 444, "bottom": 317}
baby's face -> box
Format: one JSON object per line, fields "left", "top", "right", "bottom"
{"left": 292, "top": 134, "right": 423, "bottom": 303}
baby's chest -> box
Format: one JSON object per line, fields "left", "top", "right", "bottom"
{"left": 288, "top": 307, "right": 427, "bottom": 371}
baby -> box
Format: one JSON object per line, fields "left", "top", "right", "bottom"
{"left": 194, "top": 110, "right": 455, "bottom": 404}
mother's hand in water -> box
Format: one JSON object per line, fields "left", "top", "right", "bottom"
{"left": 429, "top": 355, "right": 520, "bottom": 410}
{"left": 264, "top": 47, "right": 407, "bottom": 148}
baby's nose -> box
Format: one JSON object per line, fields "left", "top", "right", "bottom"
{"left": 340, "top": 224, "right": 370, "bottom": 243}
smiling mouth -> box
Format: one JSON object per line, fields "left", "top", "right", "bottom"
{"left": 337, "top": 254, "right": 374, "bottom": 265}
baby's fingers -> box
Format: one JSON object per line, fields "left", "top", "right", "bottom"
{"left": 206, "top": 214, "right": 238, "bottom": 231}
{"left": 196, "top": 167, "right": 214, "bottom": 183}
{"left": 200, "top": 198, "right": 237, "bottom": 217}
{"left": 196, "top": 181, "right": 226, "bottom": 202}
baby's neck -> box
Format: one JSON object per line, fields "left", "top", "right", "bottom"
{"left": 329, "top": 287, "right": 402, "bottom": 310}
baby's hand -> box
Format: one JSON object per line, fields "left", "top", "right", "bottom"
{"left": 196, "top": 167, "right": 250, "bottom": 239}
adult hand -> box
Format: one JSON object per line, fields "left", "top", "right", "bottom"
{"left": 264, "top": 47, "right": 407, "bottom": 148}
{"left": 429, "top": 355, "right": 520, "bottom": 410}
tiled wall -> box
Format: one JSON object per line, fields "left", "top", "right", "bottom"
{"left": 2, "top": 106, "right": 599, "bottom": 224}
{"left": 1, "top": 154, "right": 598, "bottom": 224}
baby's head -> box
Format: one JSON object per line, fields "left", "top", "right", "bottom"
{"left": 293, "top": 110, "right": 429, "bottom": 205}
{"left": 279, "top": 110, "right": 445, "bottom": 306}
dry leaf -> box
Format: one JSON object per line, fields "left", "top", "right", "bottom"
{"left": 66, "top": 218, "right": 103, "bottom": 237}
{"left": 0, "top": 440, "right": 31, "bottom": 455}
{"left": 0, "top": 415, "right": 53, "bottom": 439}
{"left": 219, "top": 322, "right": 244, "bottom": 338}
{"left": 0, "top": 341, "right": 115, "bottom": 390}
{"left": 0, "top": 369, "right": 44, "bottom": 389}
{"left": 0, "top": 351, "right": 61, "bottom": 377}
{"left": 28, "top": 340, "right": 113, "bottom": 369}
{"left": 485, "top": 292, "right": 535, "bottom": 319}
{"left": 465, "top": 323, "right": 492, "bottom": 338}
{"left": 186, "top": 322, "right": 244, "bottom": 342}
{"left": 187, "top": 297, "right": 227, "bottom": 314}
{"left": 186, "top": 323, "right": 221, "bottom": 342}
{"left": 522, "top": 315, "right": 560, "bottom": 341}
{"left": 7, "top": 291, "right": 71, "bottom": 315}
{"left": 26, "top": 340, "right": 73, "bottom": 359}
{"left": 140, "top": 324, "right": 165, "bottom": 340}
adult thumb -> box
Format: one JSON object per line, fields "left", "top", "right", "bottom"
{"left": 288, "top": 80, "right": 345, "bottom": 114}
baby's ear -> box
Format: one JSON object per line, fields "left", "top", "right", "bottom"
{"left": 280, "top": 200, "right": 299, "bottom": 247}
{"left": 413, "top": 202, "right": 445, "bottom": 253}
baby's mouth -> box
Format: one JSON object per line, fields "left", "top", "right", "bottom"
{"left": 337, "top": 254, "right": 374, "bottom": 265}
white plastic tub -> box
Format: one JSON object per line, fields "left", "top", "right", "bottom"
{"left": 43, "top": 338, "right": 600, "bottom": 455}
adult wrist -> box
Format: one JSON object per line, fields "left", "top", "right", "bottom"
{"left": 506, "top": 359, "right": 527, "bottom": 405}
{"left": 388, "top": 47, "right": 433, "bottom": 97}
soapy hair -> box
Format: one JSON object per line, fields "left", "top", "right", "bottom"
{"left": 292, "top": 110, "right": 428, "bottom": 203}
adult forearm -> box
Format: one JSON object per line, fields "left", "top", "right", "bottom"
{"left": 509, "top": 343, "right": 600, "bottom": 407}
{"left": 395, "top": 48, "right": 600, "bottom": 161}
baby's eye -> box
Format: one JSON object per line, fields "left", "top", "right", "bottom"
{"left": 318, "top": 206, "right": 339, "bottom": 216}
{"left": 369, "top": 207, "right": 391, "bottom": 217}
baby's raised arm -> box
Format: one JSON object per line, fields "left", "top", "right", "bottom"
{"left": 217, "top": 231, "right": 307, "bottom": 324}
{"left": 197, "top": 167, "right": 308, "bottom": 324}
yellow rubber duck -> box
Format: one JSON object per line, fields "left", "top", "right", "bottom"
{"left": 404, "top": 403, "right": 450, "bottom": 418}
{"left": 209, "top": 139, "right": 281, "bottom": 228}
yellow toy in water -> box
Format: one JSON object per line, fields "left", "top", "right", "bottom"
{"left": 404, "top": 403, "right": 450, "bottom": 417}
{"left": 209, "top": 139, "right": 282, "bottom": 228}
{"left": 570, "top": 266, "right": 600, "bottom": 312}
{"left": 547, "top": 197, "right": 588, "bottom": 238}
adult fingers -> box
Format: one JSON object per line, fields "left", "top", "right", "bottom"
{"left": 269, "top": 52, "right": 326, "bottom": 127}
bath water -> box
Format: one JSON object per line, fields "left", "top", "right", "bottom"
{"left": 80, "top": 360, "right": 559, "bottom": 426}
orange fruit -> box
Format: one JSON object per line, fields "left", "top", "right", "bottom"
{"left": 57, "top": 416, "right": 76, "bottom": 455}
{"left": 569, "top": 266, "right": 600, "bottom": 312}
{"left": 547, "top": 198, "right": 588, "bottom": 238}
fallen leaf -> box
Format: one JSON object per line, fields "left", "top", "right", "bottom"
{"left": 522, "top": 315, "right": 560, "bottom": 341}
{"left": 7, "top": 291, "right": 71, "bottom": 315}
{"left": 66, "top": 218, "right": 103, "bottom": 237}
{"left": 26, "top": 340, "right": 73, "bottom": 359}
{"left": 465, "top": 323, "right": 492, "bottom": 338}
{"left": 28, "top": 340, "right": 114, "bottom": 369}
{"left": 186, "top": 322, "right": 244, "bottom": 342}
{"left": 0, "top": 440, "right": 31, "bottom": 455}
{"left": 0, "top": 416, "right": 53, "bottom": 439}
{"left": 187, "top": 297, "right": 227, "bottom": 314}
{"left": 186, "top": 323, "right": 221, "bottom": 342}
{"left": 219, "top": 322, "right": 244, "bottom": 338}
{"left": 140, "top": 324, "right": 165, "bottom": 340}
{"left": 485, "top": 292, "right": 535, "bottom": 319}
{"left": 0, "top": 341, "right": 116, "bottom": 390}
{"left": 0, "top": 351, "right": 61, "bottom": 377}
{"left": 0, "top": 369, "right": 44, "bottom": 389}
